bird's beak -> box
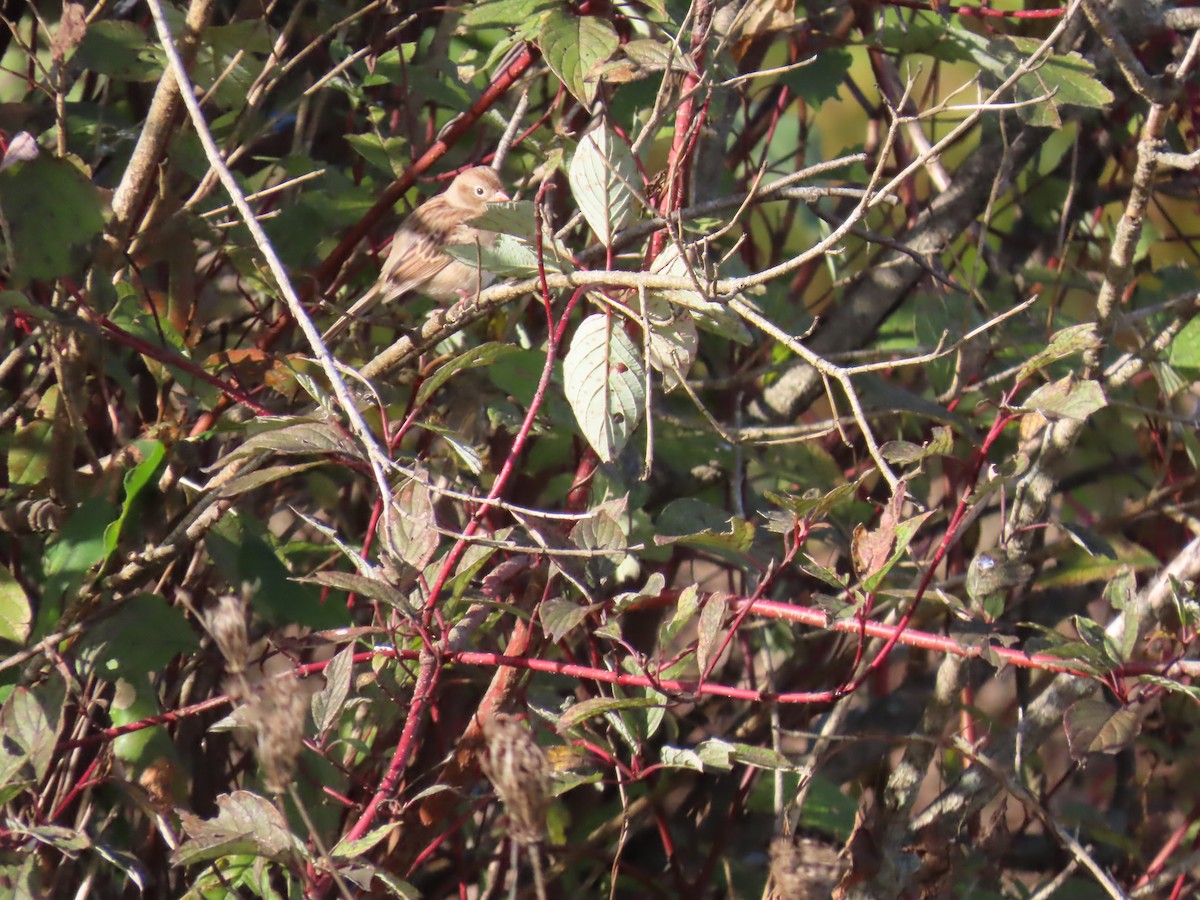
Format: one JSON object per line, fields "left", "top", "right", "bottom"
{"left": 494, "top": 190, "right": 510, "bottom": 202}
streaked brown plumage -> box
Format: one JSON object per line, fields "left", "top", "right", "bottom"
{"left": 323, "top": 166, "right": 509, "bottom": 343}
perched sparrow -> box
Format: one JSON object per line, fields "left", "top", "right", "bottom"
{"left": 323, "top": 166, "right": 509, "bottom": 342}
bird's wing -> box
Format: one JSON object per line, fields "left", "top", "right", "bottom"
{"left": 376, "top": 198, "right": 463, "bottom": 301}
{"left": 322, "top": 199, "right": 465, "bottom": 343}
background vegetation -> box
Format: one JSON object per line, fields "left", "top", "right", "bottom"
{"left": 2, "top": 0, "right": 1200, "bottom": 897}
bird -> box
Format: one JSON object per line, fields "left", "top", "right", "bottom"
{"left": 322, "top": 166, "right": 509, "bottom": 343}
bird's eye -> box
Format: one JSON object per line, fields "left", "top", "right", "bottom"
{"left": 475, "top": 186, "right": 486, "bottom": 196}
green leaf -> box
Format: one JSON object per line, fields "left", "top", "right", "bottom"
{"left": 1137, "top": 674, "right": 1200, "bottom": 706}
{"left": 655, "top": 498, "right": 756, "bottom": 553}
{"left": 0, "top": 156, "right": 107, "bottom": 285}
{"left": 312, "top": 644, "right": 355, "bottom": 738}
{"left": 44, "top": 497, "right": 118, "bottom": 612}
{"left": 1, "top": 685, "right": 62, "bottom": 781}
{"left": 572, "top": 498, "right": 628, "bottom": 587}
{"left": 331, "top": 823, "right": 401, "bottom": 860}
{"left": 780, "top": 49, "right": 852, "bottom": 104}
{"left": 206, "top": 513, "right": 344, "bottom": 629}
{"left": 692, "top": 737, "right": 801, "bottom": 772}
{"left": 612, "top": 571, "right": 667, "bottom": 613}
{"left": 1064, "top": 699, "right": 1140, "bottom": 759}
{"left": 697, "top": 593, "right": 727, "bottom": 674}
{"left": 860, "top": 375, "right": 969, "bottom": 430}
{"left": 294, "top": 571, "right": 414, "bottom": 613}
{"left": 1167, "top": 315, "right": 1200, "bottom": 377}
{"left": 557, "top": 695, "right": 661, "bottom": 732}
{"left": 659, "top": 582, "right": 699, "bottom": 645}
{"left": 1168, "top": 575, "right": 1200, "bottom": 630}
{"left": 1018, "top": 323, "right": 1102, "bottom": 381}
{"left": 173, "top": 791, "right": 307, "bottom": 866}
{"left": 539, "top": 11, "right": 619, "bottom": 106}
{"left": 1006, "top": 37, "right": 1115, "bottom": 112}
{"left": 880, "top": 426, "right": 954, "bottom": 466}
{"left": 877, "top": 18, "right": 970, "bottom": 61}
{"left": 383, "top": 475, "right": 438, "bottom": 571}
{"left": 540, "top": 597, "right": 598, "bottom": 642}
{"left": 462, "top": 0, "right": 557, "bottom": 29}
{"left": 568, "top": 125, "right": 639, "bottom": 246}
{"left": 443, "top": 232, "right": 557, "bottom": 277}
{"left": 1023, "top": 376, "right": 1106, "bottom": 421}
{"left": 108, "top": 674, "right": 179, "bottom": 768}
{"left": 616, "top": 38, "right": 697, "bottom": 78}
{"left": 861, "top": 510, "right": 934, "bottom": 594}
{"left": 9, "top": 823, "right": 90, "bottom": 853}
{"left": 1060, "top": 522, "right": 1117, "bottom": 559}
{"left": 646, "top": 302, "right": 698, "bottom": 392}
{"left": 798, "top": 554, "right": 848, "bottom": 590}
{"left": 223, "top": 418, "right": 361, "bottom": 463}
{"left": 76, "top": 594, "right": 198, "bottom": 682}
{"left": 1104, "top": 569, "right": 1139, "bottom": 661}
{"left": 563, "top": 313, "right": 646, "bottom": 463}
{"left": 0, "top": 563, "right": 32, "bottom": 644}
{"left": 468, "top": 200, "right": 540, "bottom": 241}
{"left": 345, "top": 133, "right": 409, "bottom": 179}
{"left": 1036, "top": 539, "right": 1158, "bottom": 588}
{"left": 487, "top": 348, "right": 555, "bottom": 406}
{"left": 959, "top": 31, "right": 1113, "bottom": 127}
{"left": 217, "top": 461, "right": 324, "bottom": 498}
{"left": 103, "top": 439, "right": 166, "bottom": 559}
{"left": 765, "top": 480, "right": 861, "bottom": 523}
{"left": 1071, "top": 615, "right": 1122, "bottom": 668}
{"left": 7, "top": 419, "right": 52, "bottom": 487}
{"left": 74, "top": 20, "right": 163, "bottom": 81}
{"left": 660, "top": 745, "right": 704, "bottom": 770}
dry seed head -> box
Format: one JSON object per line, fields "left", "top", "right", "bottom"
{"left": 205, "top": 594, "right": 250, "bottom": 675}
{"left": 480, "top": 713, "right": 551, "bottom": 845}
{"left": 251, "top": 676, "right": 307, "bottom": 794}
{"left": 769, "top": 834, "right": 847, "bottom": 900}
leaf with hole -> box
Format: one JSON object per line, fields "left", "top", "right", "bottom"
{"left": 173, "top": 791, "right": 307, "bottom": 866}
{"left": 563, "top": 313, "right": 646, "bottom": 463}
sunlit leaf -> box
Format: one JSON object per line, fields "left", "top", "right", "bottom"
{"left": 539, "top": 11, "right": 619, "bottom": 106}
{"left": 562, "top": 313, "right": 646, "bottom": 462}
{"left": 0, "top": 563, "right": 32, "bottom": 644}
{"left": 1023, "top": 376, "right": 1106, "bottom": 421}
{"left": 1018, "top": 323, "right": 1102, "bottom": 381}
{"left": 312, "top": 643, "right": 355, "bottom": 738}
{"left": 384, "top": 476, "right": 439, "bottom": 571}
{"left": 174, "top": 791, "right": 307, "bottom": 866}
{"left": 462, "top": 0, "right": 557, "bottom": 29}
{"left": 697, "top": 593, "right": 727, "bottom": 674}
{"left": 331, "top": 823, "right": 400, "bottom": 861}
{"left": 540, "top": 597, "right": 598, "bottom": 642}
{"left": 568, "top": 125, "right": 639, "bottom": 246}
{"left": 557, "top": 695, "right": 661, "bottom": 732}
